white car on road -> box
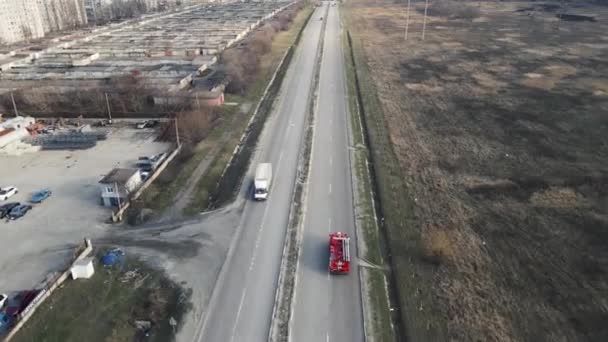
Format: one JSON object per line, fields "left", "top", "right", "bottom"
{"left": 0, "top": 187, "right": 18, "bottom": 201}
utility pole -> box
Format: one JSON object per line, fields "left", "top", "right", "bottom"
{"left": 422, "top": 0, "right": 429, "bottom": 40}
{"left": 114, "top": 182, "right": 121, "bottom": 209}
{"left": 175, "top": 114, "right": 180, "bottom": 147}
{"left": 404, "top": 0, "right": 411, "bottom": 41}
{"left": 105, "top": 93, "right": 113, "bottom": 123}
{"left": 556, "top": 0, "right": 564, "bottom": 31}
{"left": 10, "top": 92, "right": 19, "bottom": 117}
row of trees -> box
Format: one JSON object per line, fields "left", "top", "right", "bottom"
{"left": 222, "top": 2, "right": 305, "bottom": 94}
{"left": 0, "top": 73, "right": 192, "bottom": 117}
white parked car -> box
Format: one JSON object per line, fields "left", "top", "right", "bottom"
{"left": 0, "top": 294, "right": 7, "bottom": 309}
{"left": 0, "top": 187, "right": 18, "bottom": 201}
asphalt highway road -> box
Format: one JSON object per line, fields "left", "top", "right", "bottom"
{"left": 196, "top": 6, "right": 326, "bottom": 342}
{"left": 290, "top": 4, "right": 365, "bottom": 342}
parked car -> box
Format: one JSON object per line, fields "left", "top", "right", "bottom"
{"left": 137, "top": 152, "right": 167, "bottom": 172}
{"left": 0, "top": 294, "right": 7, "bottom": 309}
{"left": 93, "top": 119, "right": 112, "bottom": 127}
{"left": 30, "top": 189, "right": 52, "bottom": 203}
{"left": 140, "top": 171, "right": 151, "bottom": 181}
{"left": 0, "top": 187, "right": 18, "bottom": 201}
{"left": 8, "top": 204, "right": 32, "bottom": 220}
{"left": 0, "top": 312, "right": 11, "bottom": 334}
{"left": 0, "top": 202, "right": 20, "bottom": 219}
{"left": 136, "top": 120, "right": 159, "bottom": 129}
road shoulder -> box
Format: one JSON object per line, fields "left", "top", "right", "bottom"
{"left": 341, "top": 6, "right": 396, "bottom": 342}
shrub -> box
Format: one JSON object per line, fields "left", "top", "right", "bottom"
{"left": 160, "top": 109, "right": 216, "bottom": 146}
{"left": 221, "top": 3, "right": 304, "bottom": 94}
{"left": 423, "top": 229, "right": 455, "bottom": 265}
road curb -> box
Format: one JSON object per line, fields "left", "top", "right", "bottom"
{"left": 343, "top": 24, "right": 399, "bottom": 341}
{"left": 340, "top": 12, "right": 371, "bottom": 342}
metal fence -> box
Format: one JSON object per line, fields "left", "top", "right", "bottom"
{"left": 23, "top": 131, "right": 108, "bottom": 150}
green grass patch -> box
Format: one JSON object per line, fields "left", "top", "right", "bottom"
{"left": 137, "top": 147, "right": 208, "bottom": 211}
{"left": 11, "top": 254, "right": 191, "bottom": 342}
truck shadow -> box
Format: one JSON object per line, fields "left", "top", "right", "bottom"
{"left": 299, "top": 232, "right": 329, "bottom": 274}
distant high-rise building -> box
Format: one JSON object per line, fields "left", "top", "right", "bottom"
{"left": 83, "top": 0, "right": 180, "bottom": 25}
{"left": 0, "top": 0, "right": 87, "bottom": 45}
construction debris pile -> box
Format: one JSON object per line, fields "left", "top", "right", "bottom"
{"left": 0, "top": 115, "right": 108, "bottom": 154}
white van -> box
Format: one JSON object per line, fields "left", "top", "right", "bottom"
{"left": 254, "top": 163, "right": 272, "bottom": 200}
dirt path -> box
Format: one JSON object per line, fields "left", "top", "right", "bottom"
{"left": 159, "top": 103, "right": 251, "bottom": 222}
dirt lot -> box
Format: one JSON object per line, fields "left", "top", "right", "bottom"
{"left": 11, "top": 253, "right": 190, "bottom": 342}
{"left": 0, "top": 125, "right": 168, "bottom": 293}
{"left": 346, "top": 0, "right": 608, "bottom": 341}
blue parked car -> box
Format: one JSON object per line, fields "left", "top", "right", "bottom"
{"left": 8, "top": 204, "right": 32, "bottom": 220}
{"left": 30, "top": 189, "right": 52, "bottom": 204}
{"left": 0, "top": 312, "right": 12, "bottom": 334}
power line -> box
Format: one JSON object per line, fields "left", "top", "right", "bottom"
{"left": 404, "top": 0, "right": 411, "bottom": 41}
{"left": 422, "top": 0, "right": 429, "bottom": 40}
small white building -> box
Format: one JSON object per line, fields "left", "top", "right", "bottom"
{"left": 71, "top": 257, "right": 95, "bottom": 279}
{"left": 0, "top": 116, "right": 35, "bottom": 150}
{"left": 98, "top": 168, "right": 142, "bottom": 207}
{"left": 0, "top": 116, "right": 36, "bottom": 130}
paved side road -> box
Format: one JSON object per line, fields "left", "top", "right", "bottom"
{"left": 290, "top": 4, "right": 365, "bottom": 342}
{"left": 194, "top": 6, "right": 326, "bottom": 342}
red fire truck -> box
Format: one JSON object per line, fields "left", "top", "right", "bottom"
{"left": 328, "top": 232, "right": 350, "bottom": 274}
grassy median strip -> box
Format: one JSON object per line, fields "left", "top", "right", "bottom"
{"left": 11, "top": 253, "right": 191, "bottom": 342}
{"left": 269, "top": 4, "right": 328, "bottom": 341}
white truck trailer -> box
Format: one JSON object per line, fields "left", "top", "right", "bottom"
{"left": 254, "top": 163, "right": 272, "bottom": 200}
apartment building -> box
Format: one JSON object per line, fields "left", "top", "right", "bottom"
{"left": 0, "top": 0, "right": 87, "bottom": 44}
{"left": 84, "top": 0, "right": 178, "bottom": 24}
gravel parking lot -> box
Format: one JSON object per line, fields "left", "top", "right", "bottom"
{"left": 0, "top": 126, "right": 169, "bottom": 293}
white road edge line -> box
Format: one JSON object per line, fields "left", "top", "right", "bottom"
{"left": 229, "top": 106, "right": 292, "bottom": 340}
{"left": 229, "top": 290, "right": 249, "bottom": 342}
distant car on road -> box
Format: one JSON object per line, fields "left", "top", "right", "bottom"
{"left": 0, "top": 187, "right": 18, "bottom": 201}
{"left": 30, "top": 189, "right": 52, "bottom": 203}
{"left": 8, "top": 204, "right": 32, "bottom": 220}
{"left": 136, "top": 120, "right": 159, "bottom": 129}
{"left": 0, "top": 202, "right": 20, "bottom": 219}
